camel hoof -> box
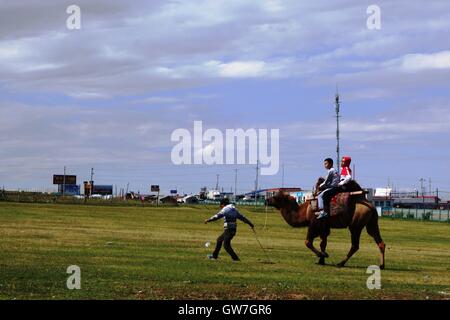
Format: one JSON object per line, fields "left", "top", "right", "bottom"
{"left": 379, "top": 264, "right": 385, "bottom": 270}
{"left": 316, "top": 252, "right": 328, "bottom": 258}
{"left": 317, "top": 257, "right": 325, "bottom": 265}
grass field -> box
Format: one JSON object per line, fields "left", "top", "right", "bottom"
{"left": 0, "top": 202, "right": 449, "bottom": 300}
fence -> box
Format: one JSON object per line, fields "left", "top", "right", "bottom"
{"left": 1, "top": 191, "right": 449, "bottom": 222}
{"left": 382, "top": 207, "right": 450, "bottom": 223}
{"left": 0, "top": 191, "right": 155, "bottom": 207}
{"left": 202, "top": 199, "right": 266, "bottom": 206}
{"left": 0, "top": 191, "right": 268, "bottom": 207}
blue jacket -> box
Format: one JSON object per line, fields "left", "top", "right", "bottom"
{"left": 207, "top": 204, "right": 254, "bottom": 229}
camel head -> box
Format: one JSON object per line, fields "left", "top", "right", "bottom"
{"left": 266, "top": 191, "right": 306, "bottom": 227}
{"left": 265, "top": 192, "right": 298, "bottom": 210}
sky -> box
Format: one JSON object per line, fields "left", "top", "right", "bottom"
{"left": 0, "top": 0, "right": 449, "bottom": 199}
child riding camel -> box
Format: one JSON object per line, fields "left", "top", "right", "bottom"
{"left": 316, "top": 158, "right": 340, "bottom": 219}
{"left": 339, "top": 156, "right": 353, "bottom": 190}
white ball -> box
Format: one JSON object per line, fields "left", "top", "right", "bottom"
{"left": 205, "top": 241, "right": 211, "bottom": 248}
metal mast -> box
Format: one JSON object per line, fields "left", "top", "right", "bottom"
{"left": 255, "top": 160, "right": 259, "bottom": 204}
{"left": 335, "top": 87, "right": 340, "bottom": 168}
{"left": 234, "top": 169, "right": 238, "bottom": 202}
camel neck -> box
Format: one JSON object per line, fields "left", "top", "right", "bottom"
{"left": 279, "top": 202, "right": 309, "bottom": 227}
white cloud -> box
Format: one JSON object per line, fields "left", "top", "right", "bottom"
{"left": 401, "top": 51, "right": 450, "bottom": 71}
{"left": 136, "top": 97, "right": 180, "bottom": 104}
{"left": 344, "top": 89, "right": 389, "bottom": 101}
{"left": 283, "top": 103, "right": 450, "bottom": 142}
{"left": 0, "top": 42, "right": 20, "bottom": 59}
{"left": 217, "top": 61, "right": 266, "bottom": 78}
{"left": 141, "top": 59, "right": 295, "bottom": 80}
{"left": 0, "top": 1, "right": 449, "bottom": 97}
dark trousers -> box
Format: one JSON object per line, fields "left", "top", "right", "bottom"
{"left": 321, "top": 187, "right": 340, "bottom": 214}
{"left": 213, "top": 228, "right": 239, "bottom": 261}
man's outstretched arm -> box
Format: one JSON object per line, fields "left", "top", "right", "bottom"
{"left": 204, "top": 210, "right": 225, "bottom": 224}
{"left": 237, "top": 213, "right": 254, "bottom": 228}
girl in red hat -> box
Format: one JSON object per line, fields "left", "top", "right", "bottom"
{"left": 339, "top": 156, "right": 353, "bottom": 190}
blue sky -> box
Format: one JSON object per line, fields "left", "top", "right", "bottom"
{"left": 0, "top": 1, "right": 449, "bottom": 199}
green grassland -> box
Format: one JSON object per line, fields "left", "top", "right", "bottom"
{"left": 0, "top": 202, "right": 449, "bottom": 300}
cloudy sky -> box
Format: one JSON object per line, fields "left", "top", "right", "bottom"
{"left": 1, "top": 0, "right": 450, "bottom": 198}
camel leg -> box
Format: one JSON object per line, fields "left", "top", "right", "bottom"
{"left": 305, "top": 239, "right": 324, "bottom": 258}
{"left": 366, "top": 215, "right": 386, "bottom": 270}
{"left": 305, "top": 227, "right": 326, "bottom": 260}
{"left": 318, "top": 236, "right": 329, "bottom": 265}
{"left": 337, "top": 227, "right": 362, "bottom": 268}
{"left": 317, "top": 222, "right": 331, "bottom": 265}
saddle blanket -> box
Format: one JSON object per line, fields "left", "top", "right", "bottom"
{"left": 310, "top": 192, "right": 351, "bottom": 217}
{"left": 329, "top": 192, "right": 350, "bottom": 216}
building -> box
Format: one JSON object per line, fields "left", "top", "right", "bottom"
{"left": 58, "top": 184, "right": 80, "bottom": 196}
{"left": 393, "top": 196, "right": 440, "bottom": 208}
{"left": 265, "top": 187, "right": 302, "bottom": 199}
{"left": 290, "top": 190, "right": 313, "bottom": 204}
{"left": 368, "top": 187, "right": 442, "bottom": 214}
{"left": 242, "top": 187, "right": 303, "bottom": 202}
{"left": 366, "top": 188, "right": 393, "bottom": 216}
{"left": 92, "top": 185, "right": 113, "bottom": 195}
{"left": 206, "top": 190, "right": 221, "bottom": 200}
{"left": 84, "top": 181, "right": 113, "bottom": 196}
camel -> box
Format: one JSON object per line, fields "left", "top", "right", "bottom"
{"left": 265, "top": 180, "right": 386, "bottom": 269}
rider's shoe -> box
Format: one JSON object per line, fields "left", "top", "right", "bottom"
{"left": 316, "top": 211, "right": 329, "bottom": 219}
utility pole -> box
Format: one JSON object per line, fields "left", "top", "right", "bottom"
{"left": 215, "top": 174, "right": 219, "bottom": 190}
{"left": 419, "top": 178, "right": 425, "bottom": 207}
{"left": 255, "top": 160, "right": 259, "bottom": 204}
{"left": 62, "top": 166, "right": 66, "bottom": 197}
{"left": 419, "top": 178, "right": 425, "bottom": 196}
{"left": 90, "top": 167, "right": 94, "bottom": 197}
{"left": 428, "top": 178, "right": 431, "bottom": 196}
{"left": 234, "top": 169, "right": 238, "bottom": 202}
{"left": 335, "top": 86, "right": 341, "bottom": 168}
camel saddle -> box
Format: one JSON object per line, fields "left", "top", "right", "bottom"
{"left": 309, "top": 191, "right": 365, "bottom": 217}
